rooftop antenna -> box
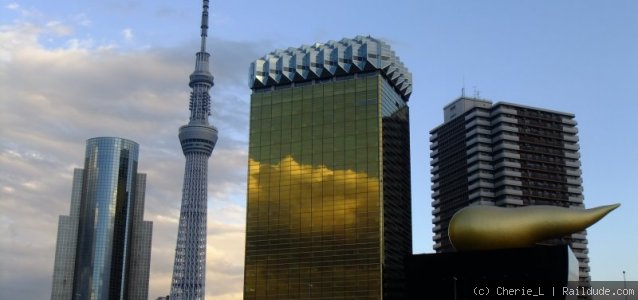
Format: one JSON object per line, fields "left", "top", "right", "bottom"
{"left": 461, "top": 75, "right": 465, "bottom": 97}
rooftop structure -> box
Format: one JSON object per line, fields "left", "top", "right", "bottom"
{"left": 249, "top": 35, "right": 412, "bottom": 100}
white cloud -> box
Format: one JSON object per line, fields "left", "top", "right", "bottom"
{"left": 45, "top": 20, "right": 73, "bottom": 36}
{"left": 0, "top": 19, "right": 266, "bottom": 300}
{"left": 6, "top": 2, "right": 19, "bottom": 10}
{"left": 0, "top": 23, "right": 39, "bottom": 63}
{"left": 122, "top": 27, "right": 133, "bottom": 41}
{"left": 65, "top": 37, "right": 93, "bottom": 50}
{"left": 72, "top": 13, "right": 91, "bottom": 27}
{"left": 3, "top": 2, "right": 39, "bottom": 17}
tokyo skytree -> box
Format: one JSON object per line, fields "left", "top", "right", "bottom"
{"left": 169, "top": 0, "right": 218, "bottom": 299}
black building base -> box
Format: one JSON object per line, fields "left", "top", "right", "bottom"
{"left": 406, "top": 245, "right": 579, "bottom": 300}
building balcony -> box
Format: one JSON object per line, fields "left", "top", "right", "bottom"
{"left": 493, "top": 169, "right": 521, "bottom": 178}
{"left": 564, "top": 143, "right": 580, "bottom": 151}
{"left": 465, "top": 109, "right": 491, "bottom": 120}
{"left": 495, "top": 187, "right": 523, "bottom": 197}
{"left": 562, "top": 134, "right": 579, "bottom": 143}
{"left": 491, "top": 106, "right": 517, "bottom": 116}
{"left": 495, "top": 198, "right": 524, "bottom": 206}
{"left": 568, "top": 195, "right": 584, "bottom": 203}
{"left": 492, "top": 123, "right": 519, "bottom": 134}
{"left": 573, "top": 250, "right": 588, "bottom": 257}
{"left": 493, "top": 142, "right": 520, "bottom": 152}
{"left": 562, "top": 125, "right": 578, "bottom": 134}
{"left": 491, "top": 133, "right": 520, "bottom": 144}
{"left": 466, "top": 144, "right": 492, "bottom": 156}
{"left": 466, "top": 136, "right": 492, "bottom": 147}
{"left": 473, "top": 199, "right": 495, "bottom": 206}
{"left": 465, "top": 127, "right": 491, "bottom": 138}
{"left": 468, "top": 181, "right": 495, "bottom": 191}
{"left": 564, "top": 151, "right": 580, "bottom": 160}
{"left": 493, "top": 160, "right": 521, "bottom": 170}
{"left": 571, "top": 242, "right": 587, "bottom": 253}
{"left": 565, "top": 168, "right": 582, "bottom": 176}
{"left": 571, "top": 233, "right": 587, "bottom": 240}
{"left": 566, "top": 177, "right": 582, "bottom": 185}
{"left": 493, "top": 178, "right": 522, "bottom": 187}
{"left": 568, "top": 186, "right": 584, "bottom": 194}
{"left": 491, "top": 115, "right": 519, "bottom": 126}
{"left": 466, "top": 118, "right": 490, "bottom": 129}
{"left": 561, "top": 117, "right": 577, "bottom": 126}
{"left": 469, "top": 190, "right": 495, "bottom": 200}
{"left": 467, "top": 153, "right": 492, "bottom": 165}
{"left": 468, "top": 172, "right": 494, "bottom": 183}
{"left": 564, "top": 160, "right": 581, "bottom": 168}
{"left": 493, "top": 150, "right": 521, "bottom": 161}
{"left": 469, "top": 161, "right": 495, "bottom": 171}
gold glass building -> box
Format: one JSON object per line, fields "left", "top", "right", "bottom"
{"left": 244, "top": 36, "right": 412, "bottom": 300}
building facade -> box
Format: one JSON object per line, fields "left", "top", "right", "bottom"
{"left": 430, "top": 97, "right": 590, "bottom": 282}
{"left": 51, "top": 137, "right": 153, "bottom": 300}
{"left": 169, "top": 1, "right": 218, "bottom": 299}
{"left": 244, "top": 36, "right": 412, "bottom": 300}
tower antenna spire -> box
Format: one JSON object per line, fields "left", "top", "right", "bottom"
{"left": 200, "top": 0, "right": 209, "bottom": 52}
{"left": 185, "top": 0, "right": 214, "bottom": 124}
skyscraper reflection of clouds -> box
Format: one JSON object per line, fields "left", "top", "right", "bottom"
{"left": 244, "top": 36, "right": 413, "bottom": 300}
{"left": 51, "top": 137, "right": 152, "bottom": 300}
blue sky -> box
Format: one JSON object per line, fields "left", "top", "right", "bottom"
{"left": 1, "top": 1, "right": 636, "bottom": 299}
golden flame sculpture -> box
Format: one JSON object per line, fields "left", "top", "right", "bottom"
{"left": 449, "top": 204, "right": 620, "bottom": 251}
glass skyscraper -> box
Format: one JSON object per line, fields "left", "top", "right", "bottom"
{"left": 51, "top": 137, "right": 153, "bottom": 300}
{"left": 244, "top": 36, "right": 412, "bottom": 300}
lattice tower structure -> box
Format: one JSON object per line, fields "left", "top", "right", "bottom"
{"left": 169, "top": 1, "right": 218, "bottom": 299}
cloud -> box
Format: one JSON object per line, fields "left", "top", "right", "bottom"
{"left": 3, "top": 2, "right": 39, "bottom": 17}
{"left": 45, "top": 21, "right": 73, "bottom": 36}
{"left": 249, "top": 156, "right": 380, "bottom": 229}
{"left": 72, "top": 13, "right": 91, "bottom": 27}
{"left": 243, "top": 156, "right": 382, "bottom": 296}
{"left": 0, "top": 19, "right": 267, "bottom": 300}
{"left": 122, "top": 27, "right": 133, "bottom": 41}
{"left": 6, "top": 2, "right": 19, "bottom": 10}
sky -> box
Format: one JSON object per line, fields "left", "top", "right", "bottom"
{"left": 1, "top": 0, "right": 636, "bottom": 299}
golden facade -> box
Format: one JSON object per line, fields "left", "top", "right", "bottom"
{"left": 244, "top": 72, "right": 411, "bottom": 299}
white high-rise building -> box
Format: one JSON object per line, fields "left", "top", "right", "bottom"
{"left": 430, "top": 97, "right": 590, "bottom": 282}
